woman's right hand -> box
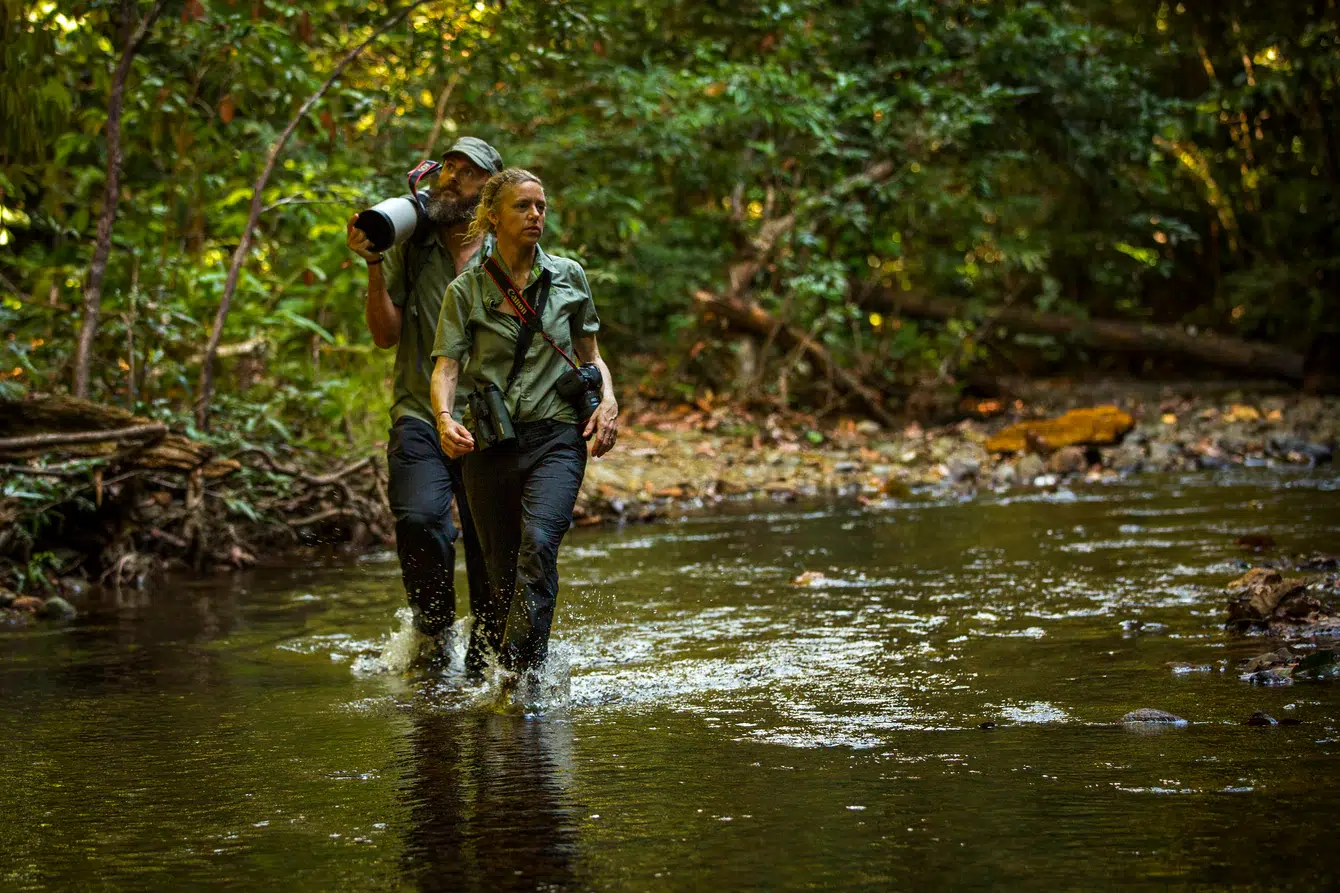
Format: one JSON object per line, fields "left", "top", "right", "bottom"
{"left": 437, "top": 414, "right": 476, "bottom": 458}
{"left": 346, "top": 215, "right": 383, "bottom": 263}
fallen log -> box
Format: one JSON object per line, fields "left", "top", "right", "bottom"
{"left": 0, "top": 423, "right": 166, "bottom": 452}
{"left": 0, "top": 395, "right": 233, "bottom": 473}
{"left": 695, "top": 290, "right": 900, "bottom": 427}
{"left": 876, "top": 290, "right": 1305, "bottom": 382}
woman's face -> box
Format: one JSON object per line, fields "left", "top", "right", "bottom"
{"left": 490, "top": 180, "right": 546, "bottom": 250}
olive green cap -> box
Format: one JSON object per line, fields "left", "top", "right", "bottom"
{"left": 442, "top": 136, "right": 504, "bottom": 175}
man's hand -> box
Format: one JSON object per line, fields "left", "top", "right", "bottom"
{"left": 437, "top": 414, "right": 475, "bottom": 459}
{"left": 346, "top": 215, "right": 382, "bottom": 263}
{"left": 584, "top": 396, "right": 619, "bottom": 458}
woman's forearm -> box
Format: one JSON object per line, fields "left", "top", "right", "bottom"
{"left": 431, "top": 356, "right": 461, "bottom": 419}
{"left": 575, "top": 336, "right": 615, "bottom": 403}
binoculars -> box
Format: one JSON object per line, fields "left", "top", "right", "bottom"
{"left": 468, "top": 384, "right": 516, "bottom": 450}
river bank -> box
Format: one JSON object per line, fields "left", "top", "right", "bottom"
{"left": 574, "top": 381, "right": 1338, "bottom": 524}
{"left": 3, "top": 381, "right": 1337, "bottom": 622}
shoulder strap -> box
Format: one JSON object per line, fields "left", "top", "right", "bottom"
{"left": 504, "top": 271, "right": 552, "bottom": 393}
{"left": 482, "top": 256, "right": 580, "bottom": 388}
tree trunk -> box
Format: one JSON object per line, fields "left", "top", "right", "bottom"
{"left": 194, "top": 0, "right": 437, "bottom": 430}
{"left": 694, "top": 290, "right": 900, "bottom": 426}
{"left": 876, "top": 289, "right": 1306, "bottom": 382}
{"left": 71, "top": 0, "right": 168, "bottom": 398}
{"left": 726, "top": 160, "right": 895, "bottom": 297}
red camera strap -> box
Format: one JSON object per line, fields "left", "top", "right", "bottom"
{"left": 482, "top": 255, "right": 579, "bottom": 371}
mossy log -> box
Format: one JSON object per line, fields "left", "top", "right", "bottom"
{"left": 0, "top": 394, "right": 238, "bottom": 476}
{"left": 985, "top": 405, "right": 1135, "bottom": 453}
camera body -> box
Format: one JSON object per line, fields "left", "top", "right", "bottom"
{"left": 467, "top": 383, "right": 516, "bottom": 450}
{"left": 353, "top": 191, "right": 430, "bottom": 253}
{"left": 555, "top": 362, "right": 603, "bottom": 423}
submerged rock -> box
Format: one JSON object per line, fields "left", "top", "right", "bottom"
{"left": 1121, "top": 708, "right": 1187, "bottom": 725}
{"left": 1247, "top": 668, "right": 1294, "bottom": 686}
{"left": 1225, "top": 567, "right": 1340, "bottom": 635}
{"left": 1245, "top": 711, "right": 1302, "bottom": 726}
{"left": 40, "top": 596, "right": 77, "bottom": 620}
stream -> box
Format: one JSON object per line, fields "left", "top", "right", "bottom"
{"left": 3, "top": 468, "right": 1339, "bottom": 891}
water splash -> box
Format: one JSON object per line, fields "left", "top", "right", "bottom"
{"left": 350, "top": 609, "right": 473, "bottom": 677}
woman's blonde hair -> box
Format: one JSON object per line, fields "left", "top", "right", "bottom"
{"left": 466, "top": 168, "right": 544, "bottom": 241}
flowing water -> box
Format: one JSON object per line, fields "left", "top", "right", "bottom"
{"left": 3, "top": 469, "right": 1340, "bottom": 891}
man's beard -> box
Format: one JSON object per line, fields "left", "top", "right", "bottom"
{"left": 423, "top": 190, "right": 480, "bottom": 227}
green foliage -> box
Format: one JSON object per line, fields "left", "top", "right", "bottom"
{"left": 0, "top": 0, "right": 1334, "bottom": 435}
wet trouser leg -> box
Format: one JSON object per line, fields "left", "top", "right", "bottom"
{"left": 463, "top": 420, "right": 587, "bottom": 674}
{"left": 387, "top": 417, "right": 490, "bottom": 641}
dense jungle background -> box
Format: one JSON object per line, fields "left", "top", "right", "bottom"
{"left": 2, "top": 0, "right": 1339, "bottom": 593}
{"left": 4, "top": 0, "right": 1338, "bottom": 439}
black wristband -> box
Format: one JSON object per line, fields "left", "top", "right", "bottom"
{"left": 366, "top": 256, "right": 383, "bottom": 266}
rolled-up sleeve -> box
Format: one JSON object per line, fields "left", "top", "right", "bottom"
{"left": 432, "top": 278, "right": 474, "bottom": 362}
{"left": 570, "top": 263, "right": 601, "bottom": 337}
{"left": 383, "top": 244, "right": 408, "bottom": 307}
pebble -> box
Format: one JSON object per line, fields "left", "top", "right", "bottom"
{"left": 1016, "top": 453, "right": 1045, "bottom": 481}
{"left": 1047, "top": 445, "right": 1087, "bottom": 475}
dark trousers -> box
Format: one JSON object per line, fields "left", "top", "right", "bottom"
{"left": 386, "top": 417, "right": 490, "bottom": 653}
{"left": 462, "top": 419, "right": 587, "bottom": 674}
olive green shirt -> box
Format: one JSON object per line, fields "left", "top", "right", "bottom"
{"left": 382, "top": 234, "right": 488, "bottom": 425}
{"left": 432, "top": 245, "right": 601, "bottom": 426}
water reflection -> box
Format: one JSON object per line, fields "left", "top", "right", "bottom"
{"left": 400, "top": 711, "right": 581, "bottom": 892}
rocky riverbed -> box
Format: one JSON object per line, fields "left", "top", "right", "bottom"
{"left": 574, "top": 386, "right": 1339, "bottom": 525}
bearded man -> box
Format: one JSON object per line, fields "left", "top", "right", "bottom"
{"left": 346, "top": 136, "right": 503, "bottom": 672}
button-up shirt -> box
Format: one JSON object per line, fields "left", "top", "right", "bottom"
{"left": 382, "top": 233, "right": 487, "bottom": 425}
{"left": 432, "top": 244, "right": 601, "bottom": 426}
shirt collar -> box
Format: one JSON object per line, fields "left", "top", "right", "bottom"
{"left": 481, "top": 243, "right": 554, "bottom": 307}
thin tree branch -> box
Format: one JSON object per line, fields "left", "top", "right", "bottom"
{"left": 419, "top": 70, "right": 463, "bottom": 162}
{"left": 72, "top": 0, "right": 168, "bottom": 398}
{"left": 195, "top": 0, "right": 440, "bottom": 429}
{"left": 0, "top": 423, "right": 167, "bottom": 452}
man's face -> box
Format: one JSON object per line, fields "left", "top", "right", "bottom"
{"left": 423, "top": 153, "right": 489, "bottom": 226}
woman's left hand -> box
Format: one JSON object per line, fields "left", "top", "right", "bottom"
{"left": 585, "top": 396, "right": 619, "bottom": 458}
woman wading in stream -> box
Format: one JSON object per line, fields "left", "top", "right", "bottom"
{"left": 429, "top": 168, "right": 618, "bottom": 705}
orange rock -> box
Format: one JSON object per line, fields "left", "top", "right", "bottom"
{"left": 985, "top": 405, "right": 1134, "bottom": 453}
{"left": 11, "top": 596, "right": 43, "bottom": 613}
